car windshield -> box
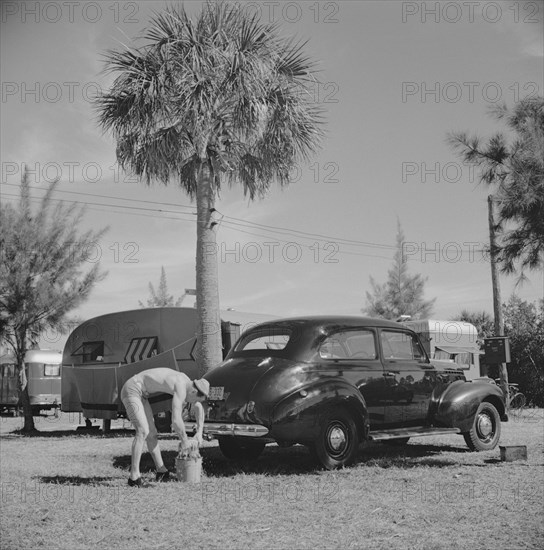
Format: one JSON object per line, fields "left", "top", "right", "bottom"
{"left": 234, "top": 328, "right": 292, "bottom": 352}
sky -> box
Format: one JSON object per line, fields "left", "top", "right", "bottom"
{"left": 1, "top": 0, "right": 543, "bottom": 351}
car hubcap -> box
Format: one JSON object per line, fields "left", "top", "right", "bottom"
{"left": 477, "top": 413, "right": 493, "bottom": 439}
{"left": 327, "top": 423, "right": 347, "bottom": 455}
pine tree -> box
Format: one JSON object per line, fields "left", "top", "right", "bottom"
{"left": 448, "top": 96, "right": 544, "bottom": 277}
{"left": 0, "top": 167, "right": 107, "bottom": 431}
{"left": 138, "top": 267, "right": 183, "bottom": 308}
{"left": 363, "top": 222, "right": 435, "bottom": 320}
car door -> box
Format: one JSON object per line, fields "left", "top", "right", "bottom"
{"left": 379, "top": 328, "right": 436, "bottom": 427}
{"left": 318, "top": 328, "right": 387, "bottom": 426}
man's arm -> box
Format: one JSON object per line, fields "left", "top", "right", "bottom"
{"left": 192, "top": 401, "right": 205, "bottom": 446}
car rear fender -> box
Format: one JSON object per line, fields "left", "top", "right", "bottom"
{"left": 270, "top": 380, "right": 369, "bottom": 443}
{"left": 432, "top": 380, "right": 507, "bottom": 432}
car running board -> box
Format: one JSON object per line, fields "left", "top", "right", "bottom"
{"left": 369, "top": 427, "right": 461, "bottom": 441}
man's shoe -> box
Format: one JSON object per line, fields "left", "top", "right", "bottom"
{"left": 155, "top": 470, "right": 171, "bottom": 482}
{"left": 128, "top": 477, "right": 150, "bottom": 488}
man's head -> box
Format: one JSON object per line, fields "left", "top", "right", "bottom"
{"left": 187, "top": 378, "right": 210, "bottom": 403}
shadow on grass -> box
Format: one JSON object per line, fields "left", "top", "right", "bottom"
{"left": 7, "top": 427, "right": 137, "bottom": 438}
{"left": 37, "top": 475, "right": 117, "bottom": 485}
{"left": 356, "top": 441, "right": 471, "bottom": 467}
{"left": 111, "top": 440, "right": 470, "bottom": 478}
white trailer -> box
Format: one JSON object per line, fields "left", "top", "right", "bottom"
{"left": 61, "top": 307, "right": 275, "bottom": 421}
{"left": 403, "top": 319, "right": 483, "bottom": 380}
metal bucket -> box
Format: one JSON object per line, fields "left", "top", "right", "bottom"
{"left": 175, "top": 455, "right": 202, "bottom": 483}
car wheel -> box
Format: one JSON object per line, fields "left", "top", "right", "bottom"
{"left": 218, "top": 437, "right": 266, "bottom": 460}
{"left": 382, "top": 437, "right": 410, "bottom": 446}
{"left": 310, "top": 407, "right": 359, "bottom": 470}
{"left": 463, "top": 402, "right": 501, "bottom": 451}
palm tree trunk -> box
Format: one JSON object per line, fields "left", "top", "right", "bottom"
{"left": 195, "top": 160, "right": 223, "bottom": 374}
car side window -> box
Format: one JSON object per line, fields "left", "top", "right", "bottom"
{"left": 381, "top": 330, "right": 425, "bottom": 361}
{"left": 319, "top": 330, "right": 377, "bottom": 360}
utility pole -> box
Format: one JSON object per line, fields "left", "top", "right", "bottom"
{"left": 487, "top": 195, "right": 510, "bottom": 407}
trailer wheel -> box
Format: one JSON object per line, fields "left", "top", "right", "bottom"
{"left": 463, "top": 402, "right": 501, "bottom": 451}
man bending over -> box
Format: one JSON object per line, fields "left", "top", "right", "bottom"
{"left": 121, "top": 368, "right": 209, "bottom": 487}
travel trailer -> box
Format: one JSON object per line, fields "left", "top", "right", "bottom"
{"left": 61, "top": 307, "right": 275, "bottom": 422}
{"left": 402, "top": 319, "right": 483, "bottom": 380}
{"left": 0, "top": 349, "right": 62, "bottom": 414}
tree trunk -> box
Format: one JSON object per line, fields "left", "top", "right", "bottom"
{"left": 16, "top": 355, "right": 35, "bottom": 432}
{"left": 195, "top": 160, "right": 223, "bottom": 374}
{"left": 488, "top": 195, "right": 510, "bottom": 408}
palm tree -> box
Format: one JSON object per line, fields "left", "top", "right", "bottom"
{"left": 96, "top": 1, "right": 323, "bottom": 373}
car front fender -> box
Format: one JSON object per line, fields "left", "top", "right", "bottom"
{"left": 269, "top": 380, "right": 369, "bottom": 444}
{"left": 432, "top": 380, "right": 507, "bottom": 432}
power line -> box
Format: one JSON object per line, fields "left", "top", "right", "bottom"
{"left": 216, "top": 210, "right": 398, "bottom": 250}
{"left": 2, "top": 184, "right": 488, "bottom": 258}
{"left": 0, "top": 182, "right": 197, "bottom": 213}
{"left": 0, "top": 193, "right": 197, "bottom": 223}
{"left": 219, "top": 224, "right": 395, "bottom": 260}
{"left": 2, "top": 183, "right": 401, "bottom": 251}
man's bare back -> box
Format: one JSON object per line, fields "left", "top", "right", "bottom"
{"left": 133, "top": 368, "right": 191, "bottom": 396}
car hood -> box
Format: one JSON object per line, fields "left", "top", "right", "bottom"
{"left": 203, "top": 356, "right": 298, "bottom": 425}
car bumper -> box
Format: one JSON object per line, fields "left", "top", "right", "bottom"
{"left": 184, "top": 421, "right": 269, "bottom": 437}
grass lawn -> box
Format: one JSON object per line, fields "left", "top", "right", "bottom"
{"left": 1, "top": 409, "right": 543, "bottom": 550}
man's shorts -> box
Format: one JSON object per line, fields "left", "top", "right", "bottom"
{"left": 121, "top": 374, "right": 150, "bottom": 402}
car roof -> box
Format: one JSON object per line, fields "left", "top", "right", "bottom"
{"left": 247, "top": 315, "right": 407, "bottom": 331}
{"left": 230, "top": 315, "right": 420, "bottom": 361}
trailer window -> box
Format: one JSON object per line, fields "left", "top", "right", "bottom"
{"left": 82, "top": 341, "right": 104, "bottom": 363}
{"left": 124, "top": 336, "right": 158, "bottom": 364}
{"left": 44, "top": 364, "right": 60, "bottom": 376}
{"left": 1, "top": 364, "right": 16, "bottom": 377}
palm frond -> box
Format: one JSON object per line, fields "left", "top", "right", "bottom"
{"left": 96, "top": 0, "right": 324, "bottom": 198}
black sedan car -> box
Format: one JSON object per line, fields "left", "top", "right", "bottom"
{"left": 187, "top": 316, "right": 507, "bottom": 469}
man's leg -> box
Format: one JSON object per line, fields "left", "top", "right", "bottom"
{"left": 142, "top": 400, "right": 167, "bottom": 473}
{"left": 123, "top": 395, "right": 150, "bottom": 481}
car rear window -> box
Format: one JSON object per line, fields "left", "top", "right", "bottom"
{"left": 235, "top": 329, "right": 292, "bottom": 352}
